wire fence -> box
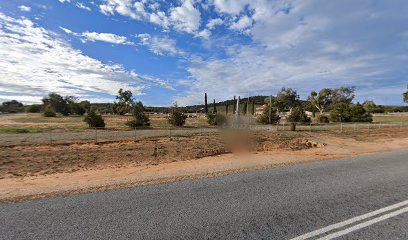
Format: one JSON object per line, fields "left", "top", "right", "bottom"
{"left": 1, "top": 122, "right": 407, "bottom": 147}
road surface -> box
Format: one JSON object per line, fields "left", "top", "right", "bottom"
{"left": 1, "top": 150, "right": 408, "bottom": 239}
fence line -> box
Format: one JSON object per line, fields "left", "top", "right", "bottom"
{"left": 1, "top": 122, "right": 407, "bottom": 147}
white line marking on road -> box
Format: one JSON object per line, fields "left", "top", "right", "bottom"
{"left": 290, "top": 200, "right": 408, "bottom": 240}
{"left": 317, "top": 206, "right": 408, "bottom": 240}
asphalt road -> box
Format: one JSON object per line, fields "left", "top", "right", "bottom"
{"left": 1, "top": 150, "right": 408, "bottom": 239}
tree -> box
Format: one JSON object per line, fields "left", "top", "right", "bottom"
{"left": 286, "top": 106, "right": 311, "bottom": 131}
{"left": 257, "top": 106, "right": 280, "bottom": 124}
{"left": 1, "top": 100, "right": 23, "bottom": 113}
{"left": 251, "top": 100, "right": 255, "bottom": 115}
{"left": 204, "top": 93, "right": 208, "bottom": 113}
{"left": 43, "top": 105, "right": 56, "bottom": 117}
{"left": 168, "top": 103, "right": 187, "bottom": 126}
{"left": 274, "top": 88, "right": 300, "bottom": 113}
{"left": 225, "top": 103, "right": 228, "bottom": 115}
{"left": 329, "top": 103, "right": 352, "bottom": 122}
{"left": 350, "top": 103, "right": 373, "bottom": 122}
{"left": 242, "top": 101, "right": 247, "bottom": 115}
{"left": 112, "top": 89, "right": 134, "bottom": 115}
{"left": 207, "top": 113, "right": 227, "bottom": 126}
{"left": 404, "top": 91, "right": 408, "bottom": 103}
{"left": 233, "top": 96, "right": 236, "bottom": 114}
{"left": 84, "top": 109, "right": 105, "bottom": 128}
{"left": 331, "top": 87, "right": 355, "bottom": 105}
{"left": 213, "top": 99, "right": 217, "bottom": 113}
{"left": 126, "top": 101, "right": 150, "bottom": 128}
{"left": 42, "top": 93, "right": 70, "bottom": 116}
{"left": 308, "top": 88, "right": 333, "bottom": 114}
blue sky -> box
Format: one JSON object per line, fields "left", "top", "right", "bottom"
{"left": 0, "top": 0, "right": 407, "bottom": 106}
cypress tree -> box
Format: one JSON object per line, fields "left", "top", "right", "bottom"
{"left": 233, "top": 96, "right": 236, "bottom": 114}
{"left": 251, "top": 100, "right": 255, "bottom": 115}
{"left": 213, "top": 99, "right": 217, "bottom": 113}
{"left": 204, "top": 93, "right": 208, "bottom": 113}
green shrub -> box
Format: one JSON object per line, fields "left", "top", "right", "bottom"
{"left": 83, "top": 110, "right": 105, "bottom": 128}
{"left": 43, "top": 105, "right": 56, "bottom": 117}
{"left": 126, "top": 102, "right": 150, "bottom": 128}
{"left": 329, "top": 103, "right": 351, "bottom": 122}
{"left": 350, "top": 103, "right": 373, "bottom": 122}
{"left": 286, "top": 107, "right": 311, "bottom": 131}
{"left": 168, "top": 104, "right": 187, "bottom": 126}
{"left": 257, "top": 106, "right": 280, "bottom": 124}
{"left": 207, "top": 113, "right": 227, "bottom": 126}
{"left": 26, "top": 104, "right": 42, "bottom": 113}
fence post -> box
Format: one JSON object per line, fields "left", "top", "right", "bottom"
{"left": 340, "top": 123, "right": 343, "bottom": 133}
{"left": 310, "top": 123, "right": 312, "bottom": 132}
{"left": 95, "top": 128, "right": 98, "bottom": 143}
{"left": 49, "top": 130, "right": 53, "bottom": 145}
{"left": 169, "top": 127, "right": 172, "bottom": 138}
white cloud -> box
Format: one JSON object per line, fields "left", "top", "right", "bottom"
{"left": 61, "top": 27, "right": 134, "bottom": 45}
{"left": 18, "top": 5, "right": 31, "bottom": 12}
{"left": 99, "top": 0, "right": 202, "bottom": 34}
{"left": 206, "top": 18, "right": 223, "bottom": 29}
{"left": 58, "top": 0, "right": 71, "bottom": 3}
{"left": 169, "top": 0, "right": 201, "bottom": 34}
{"left": 195, "top": 29, "right": 211, "bottom": 39}
{"left": 137, "top": 33, "right": 183, "bottom": 56}
{"left": 75, "top": 2, "right": 91, "bottom": 11}
{"left": 229, "top": 15, "right": 252, "bottom": 31}
{"left": 0, "top": 13, "right": 167, "bottom": 103}
{"left": 212, "top": 0, "right": 250, "bottom": 15}
{"left": 175, "top": 0, "right": 408, "bottom": 105}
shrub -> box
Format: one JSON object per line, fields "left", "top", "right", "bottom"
{"left": 168, "top": 104, "right": 187, "bottom": 126}
{"left": 207, "top": 113, "right": 227, "bottom": 126}
{"left": 26, "top": 104, "right": 42, "bottom": 113}
{"left": 286, "top": 107, "right": 311, "bottom": 131}
{"left": 126, "top": 102, "right": 150, "bottom": 128}
{"left": 257, "top": 106, "right": 280, "bottom": 124}
{"left": 84, "top": 110, "right": 105, "bottom": 128}
{"left": 349, "top": 103, "right": 373, "bottom": 122}
{"left": 317, "top": 115, "right": 329, "bottom": 123}
{"left": 43, "top": 105, "right": 56, "bottom": 117}
{"left": 329, "top": 103, "right": 351, "bottom": 122}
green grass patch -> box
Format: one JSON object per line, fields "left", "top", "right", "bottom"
{"left": 0, "top": 126, "right": 50, "bottom": 134}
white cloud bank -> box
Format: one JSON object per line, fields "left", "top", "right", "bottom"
{"left": 18, "top": 5, "right": 31, "bottom": 12}
{"left": 175, "top": 0, "right": 408, "bottom": 105}
{"left": 60, "top": 27, "right": 134, "bottom": 45}
{"left": 0, "top": 13, "right": 166, "bottom": 103}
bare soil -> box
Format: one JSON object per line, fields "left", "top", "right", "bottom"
{"left": 1, "top": 128, "right": 408, "bottom": 202}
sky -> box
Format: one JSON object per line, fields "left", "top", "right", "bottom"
{"left": 0, "top": 0, "right": 407, "bottom": 106}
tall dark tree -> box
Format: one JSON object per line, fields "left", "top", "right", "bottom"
{"left": 225, "top": 103, "right": 228, "bottom": 115}
{"left": 242, "top": 101, "right": 247, "bottom": 115}
{"left": 213, "top": 99, "right": 217, "bottom": 113}
{"left": 404, "top": 91, "right": 408, "bottom": 103}
{"left": 204, "top": 93, "right": 208, "bottom": 113}
{"left": 251, "top": 100, "right": 255, "bottom": 115}
{"left": 233, "top": 96, "right": 236, "bottom": 114}
{"left": 126, "top": 101, "right": 150, "bottom": 128}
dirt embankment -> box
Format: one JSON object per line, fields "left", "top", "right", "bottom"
{"left": 1, "top": 128, "right": 408, "bottom": 202}
{"left": 0, "top": 131, "right": 318, "bottom": 179}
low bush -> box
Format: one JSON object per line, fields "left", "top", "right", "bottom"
{"left": 168, "top": 104, "right": 187, "bottom": 126}
{"left": 207, "top": 113, "right": 227, "bottom": 126}
{"left": 83, "top": 110, "right": 105, "bottom": 128}
{"left": 43, "top": 106, "right": 56, "bottom": 117}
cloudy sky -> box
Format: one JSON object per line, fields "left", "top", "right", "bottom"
{"left": 0, "top": 0, "right": 407, "bottom": 106}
